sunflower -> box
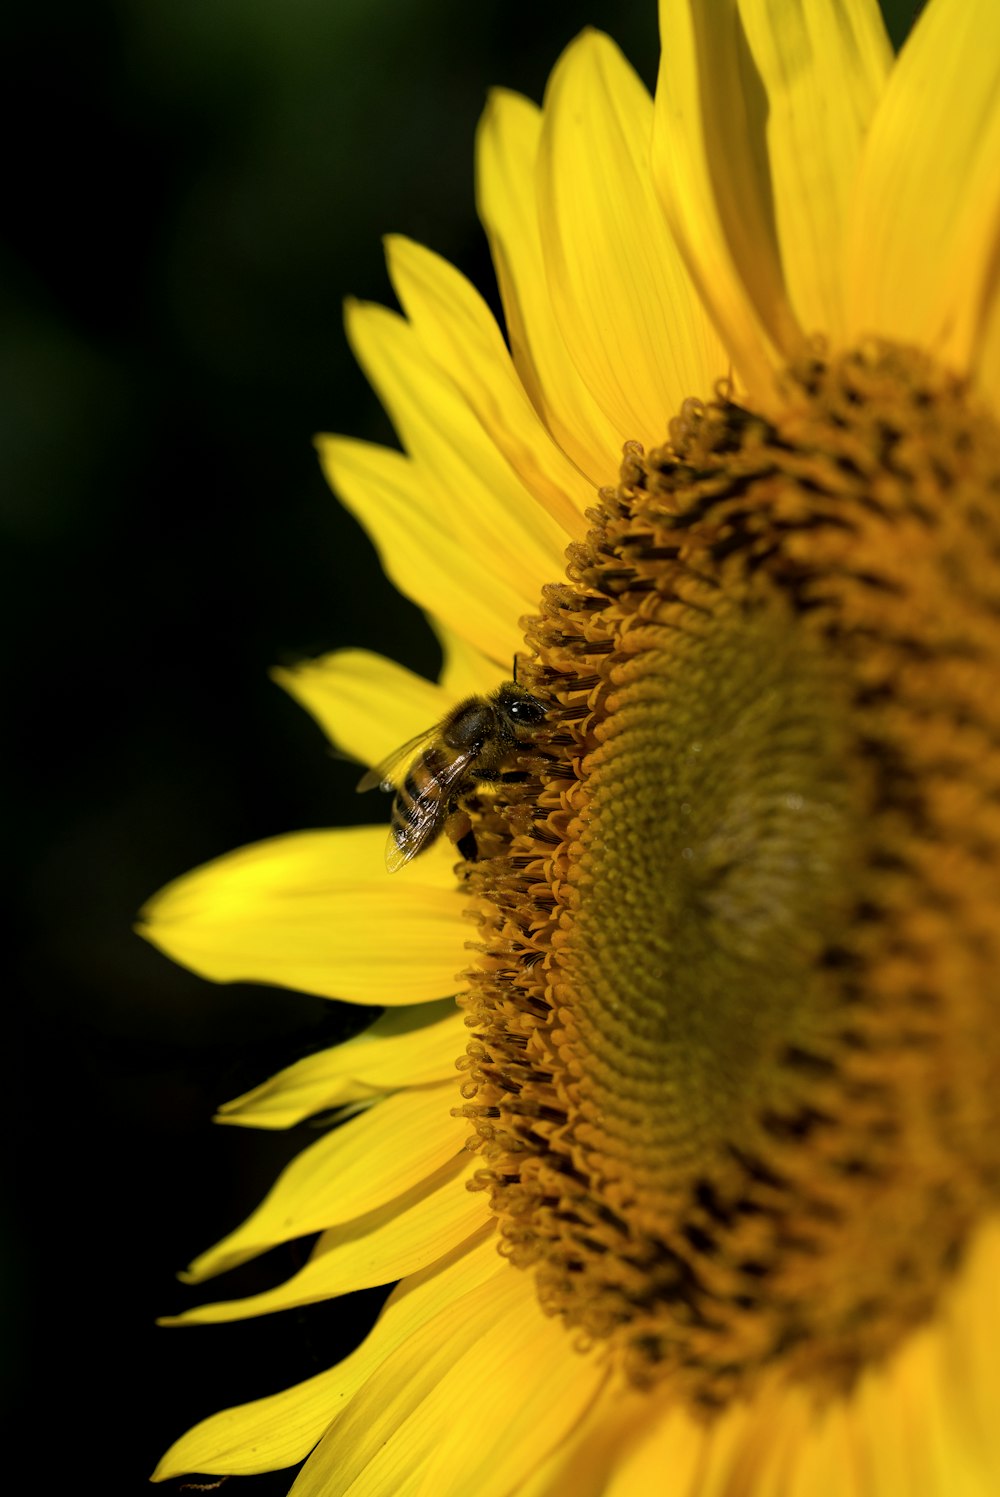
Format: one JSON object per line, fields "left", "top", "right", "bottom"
{"left": 144, "top": 0, "right": 1000, "bottom": 1492}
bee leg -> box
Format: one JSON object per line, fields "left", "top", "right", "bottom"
{"left": 455, "top": 825, "right": 479, "bottom": 862}
{"left": 445, "top": 807, "right": 478, "bottom": 862}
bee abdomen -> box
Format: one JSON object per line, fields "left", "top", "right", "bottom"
{"left": 392, "top": 746, "right": 452, "bottom": 827}
{"left": 401, "top": 770, "right": 422, "bottom": 811}
{"left": 397, "top": 748, "right": 446, "bottom": 805}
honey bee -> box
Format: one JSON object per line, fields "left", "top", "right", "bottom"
{"left": 357, "top": 681, "right": 548, "bottom": 871}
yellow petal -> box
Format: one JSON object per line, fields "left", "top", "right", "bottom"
{"left": 276, "top": 641, "right": 513, "bottom": 785}
{"left": 784, "top": 1397, "right": 862, "bottom": 1497}
{"left": 515, "top": 1379, "right": 651, "bottom": 1497}
{"left": 476, "top": 88, "right": 623, "bottom": 486}
{"left": 432, "top": 620, "right": 503, "bottom": 700}
{"left": 851, "top": 1215, "right": 1000, "bottom": 1496}
{"left": 976, "top": 281, "right": 1000, "bottom": 420}
{"left": 167, "top": 1154, "right": 490, "bottom": 1322}
{"left": 153, "top": 1228, "right": 500, "bottom": 1481}
{"left": 735, "top": 0, "right": 892, "bottom": 342}
{"left": 290, "top": 1260, "right": 597, "bottom": 1497}
{"left": 537, "top": 30, "right": 728, "bottom": 448}
{"left": 152, "top": 1362, "right": 357, "bottom": 1482}
{"left": 854, "top": 1335, "right": 950, "bottom": 1493}
{"left": 653, "top": 0, "right": 793, "bottom": 395}
{"left": 404, "top": 1294, "right": 603, "bottom": 1497}
{"left": 938, "top": 1217, "right": 1000, "bottom": 1475}
{"left": 217, "top": 1000, "right": 466, "bottom": 1129}
{"left": 846, "top": 0, "right": 1000, "bottom": 377}
{"left": 587, "top": 1384, "right": 798, "bottom": 1497}
{"left": 385, "top": 235, "right": 592, "bottom": 536}
{"left": 275, "top": 627, "right": 500, "bottom": 782}
{"left": 696, "top": 1386, "right": 799, "bottom": 1497}
{"left": 602, "top": 1403, "right": 707, "bottom": 1497}
{"left": 318, "top": 434, "right": 526, "bottom": 667}
{"left": 273, "top": 649, "right": 446, "bottom": 771}
{"left": 180, "top": 1085, "right": 467, "bottom": 1282}
{"left": 586, "top": 1383, "right": 802, "bottom": 1497}
{"left": 138, "top": 827, "right": 468, "bottom": 1005}
{"left": 344, "top": 298, "right": 568, "bottom": 596}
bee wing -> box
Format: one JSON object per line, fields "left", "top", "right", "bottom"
{"left": 384, "top": 747, "right": 477, "bottom": 872}
{"left": 356, "top": 726, "right": 441, "bottom": 795}
{"left": 384, "top": 800, "right": 449, "bottom": 872}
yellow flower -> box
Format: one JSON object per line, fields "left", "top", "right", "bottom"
{"left": 144, "top": 1, "right": 1000, "bottom": 1492}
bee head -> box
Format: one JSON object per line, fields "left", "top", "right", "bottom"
{"left": 497, "top": 682, "right": 548, "bottom": 729}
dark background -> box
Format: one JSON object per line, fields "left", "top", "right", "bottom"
{"left": 6, "top": 3, "right": 914, "bottom": 1493}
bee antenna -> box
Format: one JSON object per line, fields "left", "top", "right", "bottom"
{"left": 512, "top": 653, "right": 519, "bottom": 685}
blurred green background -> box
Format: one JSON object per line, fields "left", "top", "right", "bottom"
{"left": 6, "top": 2, "right": 917, "bottom": 1492}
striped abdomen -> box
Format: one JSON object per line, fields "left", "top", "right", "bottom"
{"left": 388, "top": 742, "right": 462, "bottom": 864}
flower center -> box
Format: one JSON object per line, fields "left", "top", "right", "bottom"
{"left": 456, "top": 343, "right": 1000, "bottom": 1409}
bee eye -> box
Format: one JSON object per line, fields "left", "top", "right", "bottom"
{"left": 509, "top": 695, "right": 546, "bottom": 723}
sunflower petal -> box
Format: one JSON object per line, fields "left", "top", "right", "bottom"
{"left": 784, "top": 1397, "right": 862, "bottom": 1497}
{"left": 317, "top": 435, "right": 522, "bottom": 667}
{"left": 138, "top": 827, "right": 467, "bottom": 1005}
{"left": 735, "top": 0, "right": 892, "bottom": 342}
{"left": 977, "top": 287, "right": 1000, "bottom": 420}
{"left": 601, "top": 1404, "right": 708, "bottom": 1497}
{"left": 515, "top": 1380, "right": 653, "bottom": 1497}
{"left": 167, "top": 1155, "right": 490, "bottom": 1321}
{"left": 152, "top": 1362, "right": 357, "bottom": 1482}
{"left": 217, "top": 1001, "right": 466, "bottom": 1128}
{"left": 432, "top": 620, "right": 502, "bottom": 700}
{"left": 275, "top": 624, "right": 500, "bottom": 775}
{"left": 939, "top": 1218, "right": 1000, "bottom": 1475}
{"left": 344, "top": 298, "right": 568, "bottom": 594}
{"left": 181, "top": 1086, "right": 468, "bottom": 1282}
{"left": 405, "top": 1295, "right": 604, "bottom": 1497}
{"left": 536, "top": 30, "right": 727, "bottom": 448}
{"left": 385, "top": 235, "right": 592, "bottom": 536}
{"left": 273, "top": 649, "right": 445, "bottom": 774}
{"left": 846, "top": 0, "right": 1000, "bottom": 376}
{"left": 851, "top": 1216, "right": 1000, "bottom": 1496}
{"left": 652, "top": 0, "right": 792, "bottom": 393}
{"left": 153, "top": 1229, "right": 500, "bottom": 1481}
{"left": 854, "top": 1334, "right": 951, "bottom": 1494}
{"left": 290, "top": 1261, "right": 600, "bottom": 1497}
{"left": 476, "top": 87, "right": 623, "bottom": 485}
{"left": 582, "top": 1386, "right": 801, "bottom": 1497}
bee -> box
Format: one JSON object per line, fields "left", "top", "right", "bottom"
{"left": 357, "top": 681, "right": 548, "bottom": 872}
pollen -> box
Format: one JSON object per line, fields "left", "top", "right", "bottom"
{"left": 456, "top": 342, "right": 1000, "bottom": 1409}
